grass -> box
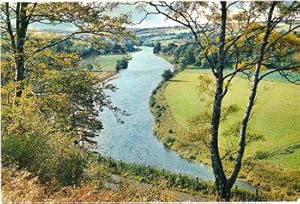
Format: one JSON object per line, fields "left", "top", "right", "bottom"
{"left": 150, "top": 71, "right": 300, "bottom": 199}
{"left": 1, "top": 165, "right": 174, "bottom": 202}
{"left": 267, "top": 148, "right": 300, "bottom": 170}
{"left": 163, "top": 69, "right": 300, "bottom": 170}
{"left": 158, "top": 54, "right": 176, "bottom": 64}
{"left": 5, "top": 152, "right": 263, "bottom": 202}
{"left": 79, "top": 54, "right": 129, "bottom": 71}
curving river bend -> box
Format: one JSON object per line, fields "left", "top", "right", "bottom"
{"left": 96, "top": 46, "right": 253, "bottom": 189}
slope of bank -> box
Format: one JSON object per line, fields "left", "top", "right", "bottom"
{"left": 4, "top": 151, "right": 272, "bottom": 202}
{"left": 1, "top": 162, "right": 174, "bottom": 202}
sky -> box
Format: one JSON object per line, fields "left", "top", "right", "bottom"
{"left": 110, "top": 4, "right": 181, "bottom": 28}
{"left": 30, "top": 4, "right": 180, "bottom": 32}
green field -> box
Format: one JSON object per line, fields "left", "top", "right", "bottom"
{"left": 164, "top": 69, "right": 300, "bottom": 169}
{"left": 79, "top": 54, "right": 128, "bottom": 71}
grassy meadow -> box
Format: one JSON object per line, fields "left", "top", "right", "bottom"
{"left": 80, "top": 54, "right": 129, "bottom": 71}
{"left": 164, "top": 69, "right": 300, "bottom": 170}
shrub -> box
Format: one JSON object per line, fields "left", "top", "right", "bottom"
{"left": 149, "top": 96, "right": 156, "bottom": 108}
{"left": 2, "top": 134, "right": 88, "bottom": 186}
{"left": 2, "top": 134, "right": 56, "bottom": 182}
{"left": 164, "top": 136, "right": 176, "bottom": 145}
{"left": 254, "top": 151, "right": 269, "bottom": 160}
{"left": 56, "top": 152, "right": 88, "bottom": 186}
{"left": 161, "top": 69, "right": 173, "bottom": 81}
{"left": 116, "top": 59, "right": 128, "bottom": 72}
{"left": 153, "top": 42, "right": 161, "bottom": 54}
{"left": 2, "top": 135, "right": 37, "bottom": 169}
{"left": 155, "top": 108, "right": 162, "bottom": 118}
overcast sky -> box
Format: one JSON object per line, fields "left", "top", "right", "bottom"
{"left": 30, "top": 4, "right": 180, "bottom": 31}
{"left": 129, "top": 12, "right": 181, "bottom": 28}
{"left": 110, "top": 4, "right": 181, "bottom": 28}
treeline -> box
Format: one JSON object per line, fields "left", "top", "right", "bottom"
{"left": 135, "top": 28, "right": 196, "bottom": 48}
{"left": 156, "top": 31, "right": 299, "bottom": 70}
{"left": 139, "top": 32, "right": 193, "bottom": 46}
{"left": 154, "top": 41, "right": 205, "bottom": 68}
{"left": 52, "top": 39, "right": 139, "bottom": 59}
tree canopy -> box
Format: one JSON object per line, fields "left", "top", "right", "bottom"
{"left": 1, "top": 2, "right": 133, "bottom": 142}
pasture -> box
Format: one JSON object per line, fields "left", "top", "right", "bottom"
{"left": 80, "top": 54, "right": 128, "bottom": 71}
{"left": 164, "top": 69, "right": 300, "bottom": 170}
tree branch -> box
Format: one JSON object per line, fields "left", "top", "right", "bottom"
{"left": 4, "top": 3, "right": 16, "bottom": 51}
{"left": 258, "top": 64, "right": 300, "bottom": 83}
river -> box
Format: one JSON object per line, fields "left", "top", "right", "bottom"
{"left": 95, "top": 46, "right": 213, "bottom": 180}
{"left": 95, "top": 47, "right": 254, "bottom": 191}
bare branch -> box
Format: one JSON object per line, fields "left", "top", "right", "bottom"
{"left": 258, "top": 64, "right": 300, "bottom": 83}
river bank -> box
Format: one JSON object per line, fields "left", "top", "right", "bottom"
{"left": 150, "top": 54, "right": 300, "bottom": 201}
{"left": 3, "top": 151, "right": 265, "bottom": 202}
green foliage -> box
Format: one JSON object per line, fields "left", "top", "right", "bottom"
{"left": 161, "top": 43, "right": 178, "bottom": 54}
{"left": 161, "top": 69, "right": 173, "bottom": 81}
{"left": 181, "top": 47, "right": 196, "bottom": 68}
{"left": 80, "top": 54, "right": 130, "bottom": 71}
{"left": 2, "top": 133, "right": 88, "bottom": 186}
{"left": 97, "top": 154, "right": 270, "bottom": 200}
{"left": 97, "top": 154, "right": 214, "bottom": 193}
{"left": 2, "top": 56, "right": 121, "bottom": 144}
{"left": 116, "top": 58, "right": 129, "bottom": 72}
{"left": 2, "top": 134, "right": 48, "bottom": 172}
{"left": 1, "top": 14, "right": 127, "bottom": 186}
{"left": 221, "top": 104, "right": 240, "bottom": 120}
{"left": 52, "top": 39, "right": 137, "bottom": 60}
{"left": 160, "top": 42, "right": 204, "bottom": 68}
{"left": 153, "top": 42, "right": 162, "bottom": 54}
{"left": 56, "top": 152, "right": 88, "bottom": 186}
{"left": 254, "top": 151, "right": 269, "bottom": 160}
{"left": 160, "top": 28, "right": 300, "bottom": 72}
{"left": 149, "top": 96, "right": 156, "bottom": 108}
{"left": 254, "top": 144, "right": 300, "bottom": 160}
{"left": 164, "top": 136, "right": 176, "bottom": 145}
{"left": 153, "top": 105, "right": 166, "bottom": 119}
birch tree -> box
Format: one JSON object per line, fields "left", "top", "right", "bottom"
{"left": 142, "top": 1, "right": 299, "bottom": 200}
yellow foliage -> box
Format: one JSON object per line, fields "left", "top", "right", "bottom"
{"left": 268, "top": 31, "right": 300, "bottom": 52}
{"left": 294, "top": 52, "right": 300, "bottom": 62}
{"left": 236, "top": 61, "right": 267, "bottom": 71}
{"left": 260, "top": 64, "right": 267, "bottom": 71}
{"left": 197, "top": 74, "right": 215, "bottom": 104}
{"left": 236, "top": 61, "right": 248, "bottom": 70}
{"left": 206, "top": 46, "right": 218, "bottom": 55}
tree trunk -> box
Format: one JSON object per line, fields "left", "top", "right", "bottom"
{"left": 209, "top": 1, "right": 230, "bottom": 201}
{"left": 210, "top": 77, "right": 230, "bottom": 200}
{"left": 227, "top": 2, "right": 277, "bottom": 189}
{"left": 14, "top": 3, "right": 29, "bottom": 97}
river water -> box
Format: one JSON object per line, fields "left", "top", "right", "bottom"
{"left": 95, "top": 46, "right": 214, "bottom": 180}
{"left": 95, "top": 47, "right": 255, "bottom": 191}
